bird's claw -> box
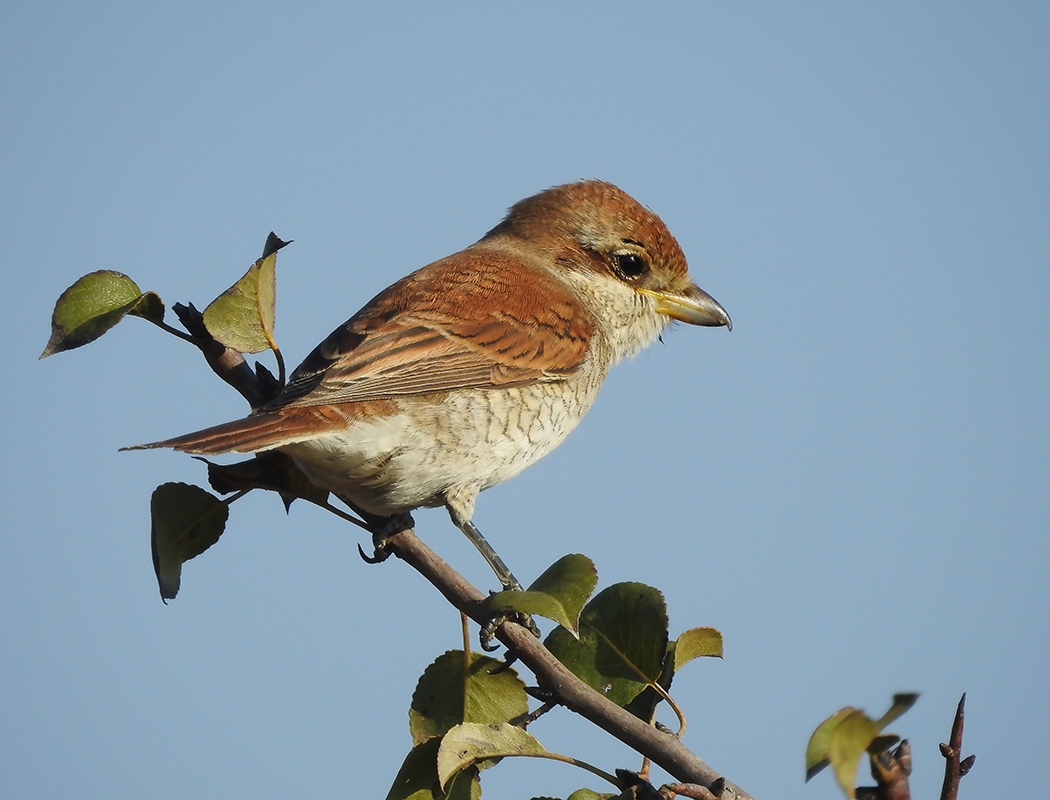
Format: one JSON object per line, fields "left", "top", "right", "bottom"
{"left": 357, "top": 541, "right": 390, "bottom": 564}
{"left": 357, "top": 512, "right": 414, "bottom": 565}
{"left": 479, "top": 620, "right": 502, "bottom": 652}
{"left": 479, "top": 600, "right": 541, "bottom": 652}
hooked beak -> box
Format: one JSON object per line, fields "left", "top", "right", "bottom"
{"left": 640, "top": 284, "right": 732, "bottom": 331}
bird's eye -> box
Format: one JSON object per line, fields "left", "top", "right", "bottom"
{"left": 614, "top": 252, "right": 648, "bottom": 279}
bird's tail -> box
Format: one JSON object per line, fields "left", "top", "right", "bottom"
{"left": 122, "top": 411, "right": 316, "bottom": 455}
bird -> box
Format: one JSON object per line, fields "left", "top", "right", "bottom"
{"left": 133, "top": 180, "right": 731, "bottom": 592}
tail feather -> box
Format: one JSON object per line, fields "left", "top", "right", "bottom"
{"left": 123, "top": 411, "right": 320, "bottom": 455}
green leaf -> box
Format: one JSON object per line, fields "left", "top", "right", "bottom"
{"left": 127, "top": 291, "right": 165, "bottom": 324}
{"left": 202, "top": 247, "right": 280, "bottom": 354}
{"left": 436, "top": 723, "right": 547, "bottom": 790}
{"left": 444, "top": 771, "right": 481, "bottom": 800}
{"left": 567, "top": 790, "right": 618, "bottom": 800}
{"left": 409, "top": 651, "right": 528, "bottom": 746}
{"left": 385, "top": 739, "right": 482, "bottom": 800}
{"left": 386, "top": 738, "right": 442, "bottom": 800}
{"left": 622, "top": 627, "right": 722, "bottom": 724}
{"left": 486, "top": 589, "right": 575, "bottom": 631}
{"left": 528, "top": 554, "right": 597, "bottom": 617}
{"left": 805, "top": 694, "right": 919, "bottom": 797}
{"left": 486, "top": 554, "right": 597, "bottom": 634}
{"left": 673, "top": 627, "right": 723, "bottom": 669}
{"left": 828, "top": 709, "right": 881, "bottom": 796}
{"left": 806, "top": 707, "right": 856, "bottom": 781}
{"left": 545, "top": 582, "right": 668, "bottom": 707}
{"left": 150, "top": 482, "right": 229, "bottom": 601}
{"left": 41, "top": 271, "right": 153, "bottom": 357}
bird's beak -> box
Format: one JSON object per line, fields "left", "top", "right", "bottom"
{"left": 640, "top": 285, "right": 732, "bottom": 331}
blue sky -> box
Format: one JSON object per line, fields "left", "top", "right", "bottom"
{"left": 3, "top": 3, "right": 1048, "bottom": 799}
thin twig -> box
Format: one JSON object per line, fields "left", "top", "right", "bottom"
{"left": 939, "top": 694, "right": 974, "bottom": 800}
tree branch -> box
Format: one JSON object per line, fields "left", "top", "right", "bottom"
{"left": 382, "top": 527, "right": 756, "bottom": 800}
{"left": 171, "top": 302, "right": 279, "bottom": 408}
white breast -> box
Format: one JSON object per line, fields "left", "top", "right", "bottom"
{"left": 280, "top": 372, "right": 604, "bottom": 517}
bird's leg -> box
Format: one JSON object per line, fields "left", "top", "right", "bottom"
{"left": 459, "top": 518, "right": 541, "bottom": 650}
{"left": 472, "top": 522, "right": 541, "bottom": 646}
{"left": 458, "top": 519, "right": 523, "bottom": 591}
{"left": 445, "top": 486, "right": 539, "bottom": 648}
{"left": 444, "top": 484, "right": 523, "bottom": 589}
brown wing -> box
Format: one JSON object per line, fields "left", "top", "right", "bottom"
{"left": 128, "top": 246, "right": 594, "bottom": 456}
{"left": 270, "top": 247, "right": 593, "bottom": 409}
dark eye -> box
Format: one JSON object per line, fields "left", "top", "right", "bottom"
{"left": 614, "top": 252, "right": 648, "bottom": 278}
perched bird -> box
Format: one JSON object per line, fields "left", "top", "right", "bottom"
{"left": 135, "top": 180, "right": 731, "bottom": 590}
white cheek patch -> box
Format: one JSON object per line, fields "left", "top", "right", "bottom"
{"left": 552, "top": 269, "right": 668, "bottom": 365}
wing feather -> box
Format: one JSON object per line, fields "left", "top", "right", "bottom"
{"left": 270, "top": 249, "right": 592, "bottom": 409}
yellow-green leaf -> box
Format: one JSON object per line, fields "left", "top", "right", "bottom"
{"left": 41, "top": 271, "right": 147, "bottom": 357}
{"left": 828, "top": 710, "right": 880, "bottom": 796}
{"left": 436, "top": 723, "right": 546, "bottom": 789}
{"left": 806, "top": 706, "right": 856, "bottom": 781}
{"left": 673, "top": 627, "right": 723, "bottom": 669}
{"left": 202, "top": 250, "right": 279, "bottom": 354}
{"left": 806, "top": 694, "right": 919, "bottom": 798}
{"left": 150, "top": 482, "right": 229, "bottom": 601}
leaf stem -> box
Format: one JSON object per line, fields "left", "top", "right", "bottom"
{"left": 588, "top": 624, "right": 688, "bottom": 735}
{"left": 504, "top": 751, "right": 622, "bottom": 789}
{"left": 272, "top": 345, "right": 287, "bottom": 388}
{"left": 149, "top": 317, "right": 197, "bottom": 343}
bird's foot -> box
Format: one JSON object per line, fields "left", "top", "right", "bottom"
{"left": 479, "top": 611, "right": 541, "bottom": 652}
{"left": 479, "top": 584, "right": 541, "bottom": 651}
{"left": 356, "top": 512, "right": 415, "bottom": 565}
